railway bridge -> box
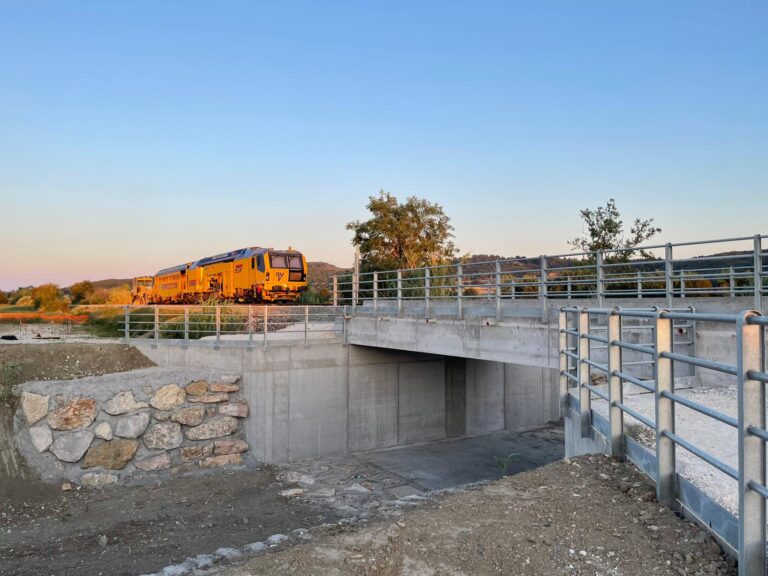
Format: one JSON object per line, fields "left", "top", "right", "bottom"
{"left": 128, "top": 234, "right": 767, "bottom": 575}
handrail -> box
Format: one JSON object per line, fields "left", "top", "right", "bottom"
{"left": 558, "top": 305, "right": 767, "bottom": 575}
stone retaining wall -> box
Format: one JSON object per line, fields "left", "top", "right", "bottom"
{"left": 14, "top": 367, "right": 249, "bottom": 486}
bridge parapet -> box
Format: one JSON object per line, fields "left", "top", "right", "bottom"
{"left": 333, "top": 233, "right": 766, "bottom": 317}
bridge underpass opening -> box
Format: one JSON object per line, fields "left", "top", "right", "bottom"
{"left": 136, "top": 340, "right": 564, "bottom": 487}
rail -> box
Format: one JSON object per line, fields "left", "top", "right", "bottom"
{"left": 332, "top": 234, "right": 766, "bottom": 317}
{"left": 118, "top": 305, "right": 345, "bottom": 347}
{"left": 559, "top": 306, "right": 767, "bottom": 576}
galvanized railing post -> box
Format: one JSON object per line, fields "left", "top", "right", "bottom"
{"left": 540, "top": 256, "right": 548, "bottom": 301}
{"left": 124, "top": 305, "right": 130, "bottom": 342}
{"left": 247, "top": 305, "right": 253, "bottom": 345}
{"left": 304, "top": 305, "right": 309, "bottom": 345}
{"left": 396, "top": 270, "right": 403, "bottom": 316}
{"left": 559, "top": 309, "right": 568, "bottom": 417}
{"left": 373, "top": 271, "right": 379, "bottom": 316}
{"left": 263, "top": 306, "right": 268, "bottom": 348}
{"left": 607, "top": 309, "right": 623, "bottom": 456}
{"left": 425, "top": 268, "right": 431, "bottom": 319}
{"left": 637, "top": 270, "right": 643, "bottom": 299}
{"left": 680, "top": 269, "right": 686, "bottom": 299}
{"left": 215, "top": 304, "right": 221, "bottom": 346}
{"left": 665, "top": 243, "right": 674, "bottom": 308}
{"left": 596, "top": 251, "right": 604, "bottom": 307}
{"left": 154, "top": 305, "right": 159, "bottom": 343}
{"left": 332, "top": 276, "right": 338, "bottom": 307}
{"left": 457, "top": 263, "right": 463, "bottom": 320}
{"left": 753, "top": 234, "right": 763, "bottom": 311}
{"left": 730, "top": 266, "right": 736, "bottom": 297}
{"left": 654, "top": 310, "right": 675, "bottom": 506}
{"left": 578, "top": 308, "right": 591, "bottom": 437}
{"left": 737, "top": 310, "right": 765, "bottom": 576}
{"left": 495, "top": 261, "right": 502, "bottom": 321}
{"left": 184, "top": 305, "right": 189, "bottom": 342}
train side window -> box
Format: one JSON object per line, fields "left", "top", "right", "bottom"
{"left": 251, "top": 257, "right": 255, "bottom": 270}
{"left": 257, "top": 255, "right": 265, "bottom": 272}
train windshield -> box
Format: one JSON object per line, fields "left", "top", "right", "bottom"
{"left": 270, "top": 253, "right": 303, "bottom": 270}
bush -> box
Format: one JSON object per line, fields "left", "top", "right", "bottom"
{"left": 15, "top": 295, "right": 34, "bottom": 307}
{"left": 108, "top": 285, "right": 133, "bottom": 305}
{"left": 0, "top": 292, "right": 8, "bottom": 305}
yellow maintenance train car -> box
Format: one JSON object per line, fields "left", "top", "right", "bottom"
{"left": 131, "top": 247, "right": 307, "bottom": 304}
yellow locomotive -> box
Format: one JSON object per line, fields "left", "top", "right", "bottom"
{"left": 131, "top": 247, "right": 307, "bottom": 304}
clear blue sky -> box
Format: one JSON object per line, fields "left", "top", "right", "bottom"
{"left": 0, "top": 1, "right": 766, "bottom": 290}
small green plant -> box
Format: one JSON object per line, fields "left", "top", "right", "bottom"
{"left": 495, "top": 452, "right": 520, "bottom": 477}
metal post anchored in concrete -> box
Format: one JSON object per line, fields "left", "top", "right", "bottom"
{"left": 373, "top": 271, "right": 379, "bottom": 316}
{"left": 332, "top": 276, "right": 338, "bottom": 307}
{"left": 425, "top": 267, "right": 431, "bottom": 319}
{"left": 753, "top": 235, "right": 763, "bottom": 312}
{"left": 665, "top": 243, "right": 674, "bottom": 308}
{"left": 737, "top": 311, "right": 765, "bottom": 576}
{"left": 558, "top": 310, "right": 568, "bottom": 417}
{"left": 607, "top": 309, "right": 623, "bottom": 456}
{"left": 457, "top": 263, "right": 463, "bottom": 320}
{"left": 123, "top": 306, "right": 130, "bottom": 342}
{"left": 263, "top": 306, "right": 268, "bottom": 348}
{"left": 184, "top": 305, "right": 189, "bottom": 343}
{"left": 154, "top": 306, "right": 159, "bottom": 343}
{"left": 397, "top": 270, "right": 403, "bottom": 316}
{"left": 654, "top": 310, "right": 675, "bottom": 506}
{"left": 596, "top": 251, "right": 604, "bottom": 307}
{"left": 495, "top": 261, "right": 502, "bottom": 321}
{"left": 578, "top": 309, "right": 591, "bottom": 438}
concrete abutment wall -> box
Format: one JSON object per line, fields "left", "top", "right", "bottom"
{"left": 136, "top": 341, "right": 559, "bottom": 464}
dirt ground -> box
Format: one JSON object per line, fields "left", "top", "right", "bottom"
{"left": 213, "top": 455, "right": 735, "bottom": 576}
{"left": 0, "top": 465, "right": 341, "bottom": 576}
{"left": 0, "top": 343, "right": 154, "bottom": 400}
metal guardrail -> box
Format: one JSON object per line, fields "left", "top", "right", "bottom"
{"left": 559, "top": 306, "right": 767, "bottom": 576}
{"left": 119, "top": 305, "right": 345, "bottom": 346}
{"left": 332, "top": 234, "right": 766, "bottom": 317}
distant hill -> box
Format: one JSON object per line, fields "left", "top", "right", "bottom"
{"left": 307, "top": 262, "right": 349, "bottom": 288}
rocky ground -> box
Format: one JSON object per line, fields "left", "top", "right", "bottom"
{"left": 210, "top": 454, "right": 736, "bottom": 576}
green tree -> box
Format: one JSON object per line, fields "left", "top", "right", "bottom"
{"left": 569, "top": 198, "right": 661, "bottom": 261}
{"left": 0, "top": 292, "right": 8, "bottom": 305}
{"left": 70, "top": 280, "right": 95, "bottom": 304}
{"left": 347, "top": 191, "right": 457, "bottom": 271}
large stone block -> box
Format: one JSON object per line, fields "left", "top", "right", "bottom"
{"left": 149, "top": 384, "right": 186, "bottom": 411}
{"left": 50, "top": 430, "right": 94, "bottom": 463}
{"left": 213, "top": 439, "right": 248, "bottom": 455}
{"left": 82, "top": 439, "right": 138, "bottom": 470}
{"left": 180, "top": 443, "right": 214, "bottom": 461}
{"left": 199, "top": 453, "right": 243, "bottom": 468}
{"left": 170, "top": 406, "right": 206, "bottom": 426}
{"left": 115, "top": 412, "right": 150, "bottom": 439}
{"left": 185, "top": 380, "right": 209, "bottom": 396}
{"left": 187, "top": 393, "right": 229, "bottom": 404}
{"left": 184, "top": 416, "right": 238, "bottom": 440}
{"left": 29, "top": 424, "right": 53, "bottom": 453}
{"left": 80, "top": 472, "right": 118, "bottom": 488}
{"left": 143, "top": 422, "right": 183, "bottom": 450}
{"left": 219, "top": 402, "right": 248, "bottom": 418}
{"left": 48, "top": 398, "right": 97, "bottom": 431}
{"left": 94, "top": 421, "right": 113, "bottom": 440}
{"left": 20, "top": 392, "right": 49, "bottom": 426}
{"left": 135, "top": 452, "right": 171, "bottom": 471}
{"left": 102, "top": 391, "right": 149, "bottom": 415}
{"left": 210, "top": 382, "right": 239, "bottom": 393}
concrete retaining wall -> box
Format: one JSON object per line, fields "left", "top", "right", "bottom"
{"left": 136, "top": 341, "right": 560, "bottom": 464}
